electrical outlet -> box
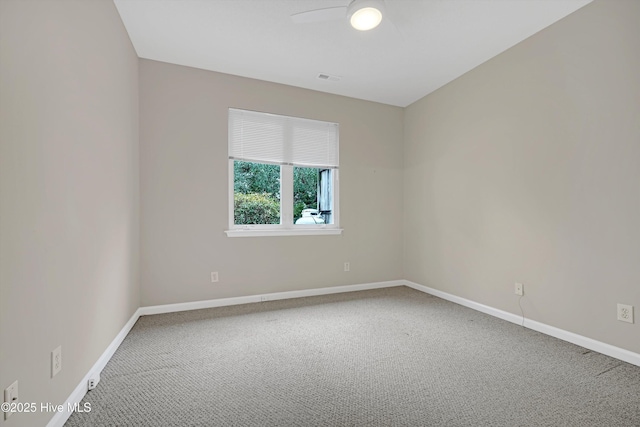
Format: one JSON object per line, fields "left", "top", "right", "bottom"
{"left": 617, "top": 304, "right": 634, "bottom": 324}
{"left": 344, "top": 262, "right": 350, "bottom": 272}
{"left": 88, "top": 373, "right": 100, "bottom": 391}
{"left": 211, "top": 271, "right": 219, "bottom": 283}
{"left": 3, "top": 380, "right": 18, "bottom": 420}
{"left": 52, "top": 346, "right": 62, "bottom": 378}
{"left": 514, "top": 282, "right": 524, "bottom": 296}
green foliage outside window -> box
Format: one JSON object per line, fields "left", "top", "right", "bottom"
{"left": 234, "top": 192, "right": 279, "bottom": 225}
{"left": 233, "top": 160, "right": 319, "bottom": 225}
{"left": 234, "top": 161, "right": 280, "bottom": 196}
{"left": 293, "top": 167, "right": 318, "bottom": 221}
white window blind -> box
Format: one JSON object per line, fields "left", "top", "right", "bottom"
{"left": 228, "top": 108, "right": 339, "bottom": 168}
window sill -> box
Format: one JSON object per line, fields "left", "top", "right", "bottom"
{"left": 225, "top": 228, "right": 343, "bottom": 237}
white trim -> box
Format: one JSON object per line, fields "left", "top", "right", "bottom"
{"left": 225, "top": 228, "right": 343, "bottom": 237}
{"left": 140, "top": 280, "right": 403, "bottom": 316}
{"left": 228, "top": 158, "right": 235, "bottom": 231}
{"left": 403, "top": 280, "right": 640, "bottom": 367}
{"left": 281, "top": 164, "right": 293, "bottom": 224}
{"left": 46, "top": 308, "right": 142, "bottom": 427}
{"left": 403, "top": 280, "right": 522, "bottom": 324}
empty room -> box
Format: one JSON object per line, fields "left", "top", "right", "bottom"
{"left": 1, "top": 0, "right": 639, "bottom": 426}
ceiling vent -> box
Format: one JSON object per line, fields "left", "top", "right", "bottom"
{"left": 317, "top": 73, "right": 341, "bottom": 82}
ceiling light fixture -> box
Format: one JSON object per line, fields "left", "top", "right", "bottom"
{"left": 347, "top": 0, "right": 384, "bottom": 31}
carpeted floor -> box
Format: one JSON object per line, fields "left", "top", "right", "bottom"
{"left": 65, "top": 286, "right": 640, "bottom": 426}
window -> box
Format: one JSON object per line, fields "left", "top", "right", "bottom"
{"left": 226, "top": 108, "right": 341, "bottom": 237}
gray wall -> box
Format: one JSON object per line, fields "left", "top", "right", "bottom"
{"left": 404, "top": 0, "right": 640, "bottom": 354}
{"left": 139, "top": 60, "right": 404, "bottom": 306}
{"left": 0, "top": 1, "right": 140, "bottom": 426}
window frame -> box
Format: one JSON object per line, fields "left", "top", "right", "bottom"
{"left": 225, "top": 109, "right": 342, "bottom": 238}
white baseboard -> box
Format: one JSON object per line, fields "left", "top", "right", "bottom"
{"left": 139, "top": 280, "right": 404, "bottom": 316}
{"left": 403, "top": 280, "right": 640, "bottom": 367}
{"left": 46, "top": 308, "right": 143, "bottom": 427}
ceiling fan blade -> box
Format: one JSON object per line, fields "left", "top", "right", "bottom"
{"left": 291, "top": 6, "right": 347, "bottom": 24}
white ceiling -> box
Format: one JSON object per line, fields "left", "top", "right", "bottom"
{"left": 114, "top": 0, "right": 592, "bottom": 107}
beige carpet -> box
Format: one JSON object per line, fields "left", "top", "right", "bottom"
{"left": 66, "top": 286, "right": 640, "bottom": 426}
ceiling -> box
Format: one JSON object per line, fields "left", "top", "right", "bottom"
{"left": 113, "top": 0, "right": 592, "bottom": 107}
